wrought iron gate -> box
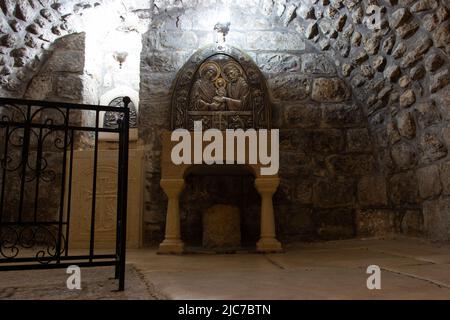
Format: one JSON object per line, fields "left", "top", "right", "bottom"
{"left": 0, "top": 97, "right": 130, "bottom": 291}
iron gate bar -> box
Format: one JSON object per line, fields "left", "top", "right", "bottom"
{"left": 0, "top": 261, "right": 117, "bottom": 271}
{"left": 118, "top": 99, "right": 130, "bottom": 291}
{"left": 32, "top": 125, "right": 42, "bottom": 223}
{"left": 0, "top": 97, "right": 130, "bottom": 291}
{"left": 0, "top": 122, "right": 126, "bottom": 133}
{"left": 0, "top": 123, "right": 9, "bottom": 225}
{"left": 17, "top": 105, "right": 31, "bottom": 224}
{"left": 0, "top": 254, "right": 117, "bottom": 263}
{"left": 65, "top": 129, "right": 75, "bottom": 258}
{"left": 57, "top": 108, "right": 70, "bottom": 264}
{"left": 89, "top": 109, "right": 100, "bottom": 263}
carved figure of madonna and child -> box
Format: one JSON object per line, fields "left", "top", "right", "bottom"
{"left": 190, "top": 59, "right": 250, "bottom": 112}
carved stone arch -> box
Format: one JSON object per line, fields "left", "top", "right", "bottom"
{"left": 171, "top": 44, "right": 272, "bottom": 130}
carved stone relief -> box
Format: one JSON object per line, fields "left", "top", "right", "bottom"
{"left": 171, "top": 45, "right": 271, "bottom": 130}
{"left": 103, "top": 97, "right": 138, "bottom": 129}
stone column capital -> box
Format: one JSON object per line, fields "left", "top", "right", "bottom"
{"left": 160, "top": 179, "right": 185, "bottom": 198}
{"left": 255, "top": 178, "right": 280, "bottom": 195}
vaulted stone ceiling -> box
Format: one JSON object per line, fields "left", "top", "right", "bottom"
{"left": 0, "top": 0, "right": 448, "bottom": 111}
{"left": 0, "top": 0, "right": 150, "bottom": 95}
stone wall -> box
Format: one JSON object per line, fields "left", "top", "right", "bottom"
{"left": 140, "top": 1, "right": 383, "bottom": 244}
{"left": 0, "top": 0, "right": 74, "bottom": 97}
{"left": 138, "top": 0, "right": 449, "bottom": 243}
{"left": 1, "top": 0, "right": 449, "bottom": 243}
{"left": 0, "top": 33, "right": 89, "bottom": 224}
{"left": 24, "top": 33, "right": 95, "bottom": 104}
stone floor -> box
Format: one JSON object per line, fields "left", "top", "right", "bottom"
{"left": 0, "top": 265, "right": 160, "bottom": 300}
{"left": 2, "top": 238, "right": 450, "bottom": 299}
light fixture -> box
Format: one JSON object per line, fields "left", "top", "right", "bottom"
{"left": 113, "top": 51, "right": 128, "bottom": 69}
{"left": 213, "top": 7, "right": 231, "bottom": 44}
{"left": 214, "top": 22, "right": 231, "bottom": 43}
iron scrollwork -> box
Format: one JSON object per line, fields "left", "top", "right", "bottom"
{"left": 0, "top": 225, "right": 66, "bottom": 263}
{"left": 0, "top": 102, "right": 70, "bottom": 264}
{"left": 103, "top": 97, "right": 137, "bottom": 129}
{"left": 0, "top": 97, "right": 130, "bottom": 290}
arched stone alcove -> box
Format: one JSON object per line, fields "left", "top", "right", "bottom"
{"left": 156, "top": 44, "right": 285, "bottom": 253}
{"left": 170, "top": 44, "right": 272, "bottom": 130}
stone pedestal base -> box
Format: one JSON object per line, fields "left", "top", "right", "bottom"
{"left": 159, "top": 131, "right": 284, "bottom": 254}
{"left": 68, "top": 143, "right": 144, "bottom": 249}
{"left": 158, "top": 239, "right": 185, "bottom": 254}
{"left": 257, "top": 238, "right": 283, "bottom": 253}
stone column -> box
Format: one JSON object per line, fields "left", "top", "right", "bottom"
{"left": 255, "top": 178, "right": 283, "bottom": 253}
{"left": 158, "top": 179, "right": 185, "bottom": 254}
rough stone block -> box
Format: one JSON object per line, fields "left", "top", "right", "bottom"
{"left": 420, "top": 132, "right": 448, "bottom": 163}
{"left": 389, "top": 171, "right": 419, "bottom": 205}
{"left": 257, "top": 53, "right": 301, "bottom": 73}
{"left": 399, "top": 89, "right": 416, "bottom": 108}
{"left": 417, "top": 165, "right": 442, "bottom": 199}
{"left": 14, "top": 2, "right": 34, "bottom": 22}
{"left": 314, "top": 208, "right": 355, "bottom": 240}
{"left": 23, "top": 75, "right": 52, "bottom": 100}
{"left": 285, "top": 208, "right": 314, "bottom": 235}
{"left": 396, "top": 19, "right": 420, "bottom": 38}
{"left": 401, "top": 210, "right": 424, "bottom": 236}
{"left": 356, "top": 209, "right": 400, "bottom": 237}
{"left": 43, "top": 50, "right": 84, "bottom": 73}
{"left": 247, "top": 31, "right": 305, "bottom": 51}
{"left": 425, "top": 52, "right": 444, "bottom": 72}
{"left": 434, "top": 86, "right": 450, "bottom": 120}
{"left": 313, "top": 177, "right": 355, "bottom": 208}
{"left": 322, "top": 104, "right": 363, "bottom": 127}
{"left": 432, "top": 20, "right": 450, "bottom": 48}
{"left": 279, "top": 151, "right": 314, "bottom": 176}
{"left": 268, "top": 74, "right": 310, "bottom": 101}
{"left": 415, "top": 101, "right": 442, "bottom": 128}
{"left": 279, "top": 130, "right": 310, "bottom": 152}
{"left": 309, "top": 129, "right": 345, "bottom": 153}
{"left": 159, "top": 31, "right": 198, "bottom": 49}
{"left": 326, "top": 155, "right": 376, "bottom": 176}
{"left": 346, "top": 128, "right": 372, "bottom": 152}
{"left": 144, "top": 51, "right": 189, "bottom": 73}
{"left": 311, "top": 78, "right": 350, "bottom": 102}
{"left": 391, "top": 142, "right": 417, "bottom": 170}
{"left": 294, "top": 179, "right": 313, "bottom": 204}
{"left": 54, "top": 74, "right": 83, "bottom": 101}
{"left": 140, "top": 73, "right": 175, "bottom": 99}
{"left": 390, "top": 8, "right": 411, "bottom": 29}
{"left": 284, "top": 104, "right": 321, "bottom": 128}
{"left": 411, "top": 0, "right": 438, "bottom": 12}
{"left": 384, "top": 65, "right": 401, "bottom": 82}
{"left": 358, "top": 176, "right": 388, "bottom": 206}
{"left": 53, "top": 33, "right": 85, "bottom": 51}
{"left": 440, "top": 162, "right": 450, "bottom": 195}
{"left": 430, "top": 68, "right": 450, "bottom": 93}
{"left": 396, "top": 111, "right": 416, "bottom": 139}
{"left": 423, "top": 198, "right": 450, "bottom": 241}
{"left": 301, "top": 53, "right": 336, "bottom": 74}
{"left": 443, "top": 127, "right": 450, "bottom": 149}
{"left": 401, "top": 36, "right": 432, "bottom": 68}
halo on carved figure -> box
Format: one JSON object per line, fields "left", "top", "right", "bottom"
{"left": 170, "top": 44, "right": 271, "bottom": 130}
{"left": 199, "top": 61, "right": 221, "bottom": 81}
{"left": 221, "top": 61, "right": 245, "bottom": 82}
{"left": 215, "top": 77, "right": 227, "bottom": 89}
